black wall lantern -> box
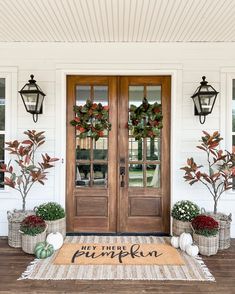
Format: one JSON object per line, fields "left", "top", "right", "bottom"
{"left": 19, "top": 75, "right": 46, "bottom": 123}
{"left": 191, "top": 76, "right": 219, "bottom": 124}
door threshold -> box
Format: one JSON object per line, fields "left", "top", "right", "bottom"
{"left": 66, "top": 232, "right": 170, "bottom": 236}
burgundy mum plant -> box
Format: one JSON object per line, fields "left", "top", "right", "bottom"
{"left": 181, "top": 131, "right": 235, "bottom": 214}
{"left": 0, "top": 130, "right": 59, "bottom": 211}
{"left": 192, "top": 215, "right": 219, "bottom": 237}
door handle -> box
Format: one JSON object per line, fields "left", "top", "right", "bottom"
{"left": 120, "top": 166, "right": 125, "bottom": 187}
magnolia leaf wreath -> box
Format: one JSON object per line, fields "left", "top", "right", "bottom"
{"left": 129, "top": 98, "right": 163, "bottom": 141}
{"left": 70, "top": 99, "right": 111, "bottom": 141}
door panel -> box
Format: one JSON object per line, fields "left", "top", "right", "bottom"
{"left": 118, "top": 76, "right": 171, "bottom": 233}
{"left": 67, "top": 75, "right": 170, "bottom": 234}
{"left": 66, "top": 76, "right": 118, "bottom": 232}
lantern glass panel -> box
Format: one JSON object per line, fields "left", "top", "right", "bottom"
{"left": 22, "top": 93, "right": 38, "bottom": 113}
{"left": 194, "top": 96, "right": 201, "bottom": 114}
{"left": 36, "top": 93, "right": 44, "bottom": 113}
{"left": 198, "top": 94, "right": 215, "bottom": 114}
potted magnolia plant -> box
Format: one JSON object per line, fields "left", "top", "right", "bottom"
{"left": 0, "top": 130, "right": 59, "bottom": 248}
{"left": 20, "top": 215, "right": 47, "bottom": 254}
{"left": 181, "top": 131, "right": 234, "bottom": 249}
{"left": 192, "top": 215, "right": 219, "bottom": 256}
{"left": 171, "top": 200, "right": 200, "bottom": 236}
{"left": 35, "top": 202, "right": 66, "bottom": 238}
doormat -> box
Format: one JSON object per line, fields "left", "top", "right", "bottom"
{"left": 54, "top": 243, "right": 184, "bottom": 265}
{"left": 18, "top": 236, "right": 215, "bottom": 281}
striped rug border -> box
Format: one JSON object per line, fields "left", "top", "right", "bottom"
{"left": 18, "top": 236, "right": 215, "bottom": 281}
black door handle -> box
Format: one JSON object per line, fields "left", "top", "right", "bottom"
{"left": 120, "top": 167, "right": 125, "bottom": 187}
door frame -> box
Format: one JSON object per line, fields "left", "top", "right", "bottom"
{"left": 55, "top": 66, "right": 183, "bottom": 234}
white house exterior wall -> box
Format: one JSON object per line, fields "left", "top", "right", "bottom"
{"left": 0, "top": 42, "right": 234, "bottom": 236}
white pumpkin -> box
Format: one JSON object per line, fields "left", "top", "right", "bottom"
{"left": 186, "top": 244, "right": 199, "bottom": 257}
{"left": 46, "top": 232, "right": 63, "bottom": 250}
{"left": 179, "top": 232, "right": 193, "bottom": 251}
{"left": 171, "top": 236, "right": 179, "bottom": 248}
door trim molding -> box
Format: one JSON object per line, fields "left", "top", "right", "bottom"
{"left": 55, "top": 66, "right": 183, "bottom": 234}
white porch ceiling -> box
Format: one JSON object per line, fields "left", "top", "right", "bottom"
{"left": 0, "top": 0, "right": 235, "bottom": 42}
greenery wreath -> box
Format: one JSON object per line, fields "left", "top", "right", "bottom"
{"left": 129, "top": 98, "right": 163, "bottom": 141}
{"left": 70, "top": 99, "right": 111, "bottom": 141}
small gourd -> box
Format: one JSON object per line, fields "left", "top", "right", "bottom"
{"left": 179, "top": 232, "right": 193, "bottom": 251}
{"left": 170, "top": 236, "right": 179, "bottom": 248}
{"left": 46, "top": 232, "right": 64, "bottom": 250}
{"left": 34, "top": 241, "right": 54, "bottom": 259}
{"left": 186, "top": 244, "right": 199, "bottom": 257}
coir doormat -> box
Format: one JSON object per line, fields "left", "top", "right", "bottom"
{"left": 19, "top": 236, "right": 215, "bottom": 281}
{"left": 53, "top": 243, "right": 185, "bottom": 265}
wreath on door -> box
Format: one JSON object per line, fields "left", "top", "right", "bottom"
{"left": 129, "top": 98, "right": 163, "bottom": 141}
{"left": 70, "top": 99, "right": 111, "bottom": 141}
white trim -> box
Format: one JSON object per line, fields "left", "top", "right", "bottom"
{"left": 220, "top": 69, "right": 235, "bottom": 196}
{"left": 0, "top": 67, "right": 18, "bottom": 195}
{"left": 55, "top": 66, "right": 183, "bottom": 232}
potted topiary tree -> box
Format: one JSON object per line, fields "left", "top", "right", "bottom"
{"left": 34, "top": 202, "right": 66, "bottom": 238}
{"left": 0, "top": 130, "right": 59, "bottom": 248}
{"left": 191, "top": 215, "right": 219, "bottom": 256}
{"left": 171, "top": 200, "right": 200, "bottom": 236}
{"left": 181, "top": 131, "right": 235, "bottom": 249}
{"left": 20, "top": 215, "right": 47, "bottom": 254}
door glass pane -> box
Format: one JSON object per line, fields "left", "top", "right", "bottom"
{"left": 129, "top": 86, "right": 144, "bottom": 107}
{"left": 146, "top": 164, "right": 160, "bottom": 188}
{"left": 0, "top": 79, "right": 5, "bottom": 131}
{"left": 129, "top": 164, "right": 143, "bottom": 187}
{"left": 147, "top": 138, "right": 160, "bottom": 161}
{"left": 129, "top": 138, "right": 143, "bottom": 161}
{"left": 147, "top": 85, "right": 161, "bottom": 104}
{"left": 94, "top": 86, "right": 108, "bottom": 105}
{"left": 0, "top": 134, "right": 4, "bottom": 189}
{"left": 93, "top": 137, "right": 108, "bottom": 160}
{"left": 93, "top": 164, "right": 108, "bottom": 187}
{"left": 76, "top": 164, "right": 91, "bottom": 186}
{"left": 76, "top": 138, "right": 91, "bottom": 160}
{"left": 76, "top": 85, "right": 91, "bottom": 105}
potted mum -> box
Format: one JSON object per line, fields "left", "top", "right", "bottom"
{"left": 0, "top": 130, "right": 59, "bottom": 248}
{"left": 20, "top": 215, "right": 47, "bottom": 254}
{"left": 192, "top": 215, "right": 219, "bottom": 256}
{"left": 171, "top": 200, "right": 200, "bottom": 236}
{"left": 181, "top": 131, "right": 234, "bottom": 249}
{"left": 35, "top": 202, "right": 66, "bottom": 238}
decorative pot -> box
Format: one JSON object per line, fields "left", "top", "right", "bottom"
{"left": 172, "top": 218, "right": 192, "bottom": 236}
{"left": 193, "top": 232, "right": 219, "bottom": 256}
{"left": 201, "top": 209, "right": 232, "bottom": 250}
{"left": 21, "top": 226, "right": 47, "bottom": 254}
{"left": 45, "top": 217, "right": 66, "bottom": 239}
{"left": 7, "top": 210, "right": 35, "bottom": 248}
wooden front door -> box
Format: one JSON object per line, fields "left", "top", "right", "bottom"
{"left": 66, "top": 75, "right": 171, "bottom": 233}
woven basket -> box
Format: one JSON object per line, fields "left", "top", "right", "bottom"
{"left": 45, "top": 217, "right": 66, "bottom": 238}
{"left": 193, "top": 232, "right": 219, "bottom": 256}
{"left": 201, "top": 209, "right": 232, "bottom": 250}
{"left": 21, "top": 226, "right": 47, "bottom": 254}
{"left": 172, "top": 218, "right": 192, "bottom": 236}
{"left": 7, "top": 210, "right": 35, "bottom": 248}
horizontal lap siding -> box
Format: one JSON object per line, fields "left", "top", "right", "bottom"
{"left": 0, "top": 42, "right": 234, "bottom": 236}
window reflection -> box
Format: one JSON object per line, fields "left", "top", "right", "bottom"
{"left": 93, "top": 137, "right": 108, "bottom": 160}
{"left": 76, "top": 164, "right": 91, "bottom": 186}
{"left": 93, "top": 164, "right": 108, "bottom": 187}
{"left": 129, "top": 138, "right": 143, "bottom": 161}
{"left": 147, "top": 165, "right": 160, "bottom": 188}
{"left": 129, "top": 164, "right": 143, "bottom": 187}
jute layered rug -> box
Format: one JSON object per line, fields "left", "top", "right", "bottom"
{"left": 19, "top": 236, "right": 215, "bottom": 281}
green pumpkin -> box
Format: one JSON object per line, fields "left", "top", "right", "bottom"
{"left": 34, "top": 241, "right": 54, "bottom": 259}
